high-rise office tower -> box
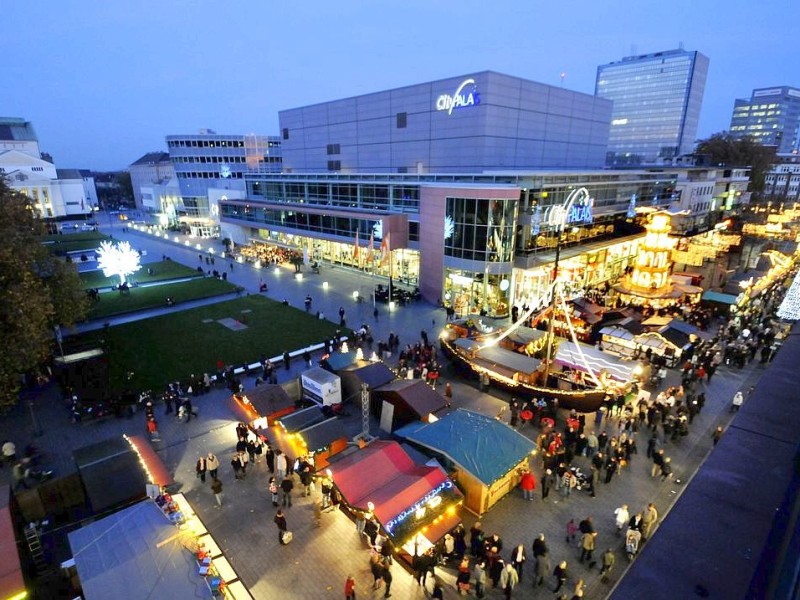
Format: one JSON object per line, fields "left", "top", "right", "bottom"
{"left": 729, "top": 87, "right": 800, "bottom": 154}
{"left": 596, "top": 49, "right": 709, "bottom": 166}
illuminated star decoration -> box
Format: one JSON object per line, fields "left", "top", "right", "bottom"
{"left": 96, "top": 240, "right": 141, "bottom": 285}
{"left": 777, "top": 270, "right": 800, "bottom": 320}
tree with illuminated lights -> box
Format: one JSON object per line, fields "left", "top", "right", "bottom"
{"left": 96, "top": 240, "right": 141, "bottom": 285}
{"left": 777, "top": 271, "right": 800, "bottom": 320}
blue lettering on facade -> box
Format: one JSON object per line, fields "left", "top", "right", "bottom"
{"left": 436, "top": 79, "right": 481, "bottom": 115}
{"left": 384, "top": 480, "right": 454, "bottom": 534}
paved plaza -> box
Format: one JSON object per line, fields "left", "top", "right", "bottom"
{"left": 0, "top": 218, "right": 776, "bottom": 599}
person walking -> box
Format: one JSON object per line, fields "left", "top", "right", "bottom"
{"left": 499, "top": 562, "right": 519, "bottom": 598}
{"left": 731, "top": 390, "right": 744, "bottom": 412}
{"left": 269, "top": 476, "right": 279, "bottom": 507}
{"left": 600, "top": 548, "right": 616, "bottom": 582}
{"left": 274, "top": 509, "right": 288, "bottom": 544}
{"left": 641, "top": 503, "right": 659, "bottom": 541}
{"left": 510, "top": 544, "right": 526, "bottom": 580}
{"left": 444, "top": 382, "right": 453, "bottom": 407}
{"left": 280, "top": 473, "right": 294, "bottom": 507}
{"left": 580, "top": 531, "right": 597, "bottom": 564}
{"left": 553, "top": 561, "right": 568, "bottom": 593}
{"left": 211, "top": 477, "right": 223, "bottom": 507}
{"left": 206, "top": 453, "right": 220, "bottom": 480}
{"left": 472, "top": 560, "right": 487, "bottom": 598}
{"left": 520, "top": 469, "right": 536, "bottom": 500}
{"left": 712, "top": 426, "right": 724, "bottom": 446}
{"left": 381, "top": 562, "right": 393, "bottom": 598}
{"left": 614, "top": 504, "right": 629, "bottom": 534}
{"left": 541, "top": 469, "right": 554, "bottom": 501}
{"left": 193, "top": 454, "right": 206, "bottom": 483}
{"left": 275, "top": 450, "right": 287, "bottom": 480}
{"left": 230, "top": 453, "right": 242, "bottom": 480}
{"left": 344, "top": 574, "right": 356, "bottom": 600}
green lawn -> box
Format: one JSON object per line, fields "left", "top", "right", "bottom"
{"left": 41, "top": 231, "right": 110, "bottom": 255}
{"left": 79, "top": 260, "right": 202, "bottom": 289}
{"left": 71, "top": 295, "right": 345, "bottom": 391}
{"left": 88, "top": 277, "right": 238, "bottom": 320}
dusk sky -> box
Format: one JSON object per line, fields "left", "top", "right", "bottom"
{"left": 4, "top": 0, "right": 799, "bottom": 171}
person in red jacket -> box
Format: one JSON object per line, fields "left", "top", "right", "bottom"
{"left": 520, "top": 468, "right": 537, "bottom": 501}
{"left": 344, "top": 574, "right": 356, "bottom": 600}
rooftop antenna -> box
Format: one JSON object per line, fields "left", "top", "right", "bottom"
{"left": 679, "top": 41, "right": 684, "bottom": 51}
{"left": 560, "top": 72, "right": 566, "bottom": 87}
{"left": 630, "top": 44, "right": 637, "bottom": 56}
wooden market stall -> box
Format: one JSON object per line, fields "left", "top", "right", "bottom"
{"left": 327, "top": 441, "right": 463, "bottom": 559}
{"left": 267, "top": 408, "right": 349, "bottom": 470}
{"left": 372, "top": 379, "right": 449, "bottom": 432}
{"left": 73, "top": 435, "right": 173, "bottom": 514}
{"left": 337, "top": 360, "right": 396, "bottom": 403}
{"left": 394, "top": 409, "right": 535, "bottom": 516}
{"left": 229, "top": 384, "right": 298, "bottom": 430}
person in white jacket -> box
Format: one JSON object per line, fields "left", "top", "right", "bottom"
{"left": 614, "top": 504, "right": 629, "bottom": 534}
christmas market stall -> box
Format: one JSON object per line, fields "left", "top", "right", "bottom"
{"left": 73, "top": 435, "right": 173, "bottom": 514}
{"left": 66, "top": 494, "right": 252, "bottom": 600}
{"left": 328, "top": 441, "right": 463, "bottom": 560}
{"left": 230, "top": 384, "right": 298, "bottom": 430}
{"left": 337, "top": 360, "right": 396, "bottom": 404}
{"left": 701, "top": 290, "right": 739, "bottom": 316}
{"left": 393, "top": 409, "right": 535, "bottom": 515}
{"left": 265, "top": 407, "right": 349, "bottom": 470}
{"left": 372, "top": 379, "right": 449, "bottom": 432}
{"left": 649, "top": 318, "right": 712, "bottom": 359}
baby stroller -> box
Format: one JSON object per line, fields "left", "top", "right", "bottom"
{"left": 572, "top": 467, "right": 591, "bottom": 492}
{"left": 625, "top": 528, "right": 641, "bottom": 561}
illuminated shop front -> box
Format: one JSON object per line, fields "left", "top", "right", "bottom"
{"left": 512, "top": 234, "right": 643, "bottom": 311}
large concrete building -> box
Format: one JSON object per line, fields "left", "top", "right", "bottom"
{"left": 596, "top": 49, "right": 709, "bottom": 166}
{"left": 129, "top": 151, "right": 177, "bottom": 212}
{"left": 729, "top": 86, "right": 800, "bottom": 154}
{"left": 278, "top": 71, "right": 612, "bottom": 173}
{"left": 215, "top": 73, "right": 746, "bottom": 317}
{"left": 164, "top": 131, "right": 281, "bottom": 236}
{"left": 0, "top": 117, "right": 97, "bottom": 219}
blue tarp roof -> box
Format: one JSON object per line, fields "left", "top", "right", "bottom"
{"left": 394, "top": 409, "right": 535, "bottom": 486}
{"left": 68, "top": 501, "right": 200, "bottom": 600}
{"left": 702, "top": 290, "right": 738, "bottom": 305}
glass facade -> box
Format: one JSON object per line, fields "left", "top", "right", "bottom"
{"left": 442, "top": 197, "right": 516, "bottom": 318}
{"left": 596, "top": 49, "right": 709, "bottom": 165}
{"left": 220, "top": 171, "right": 692, "bottom": 310}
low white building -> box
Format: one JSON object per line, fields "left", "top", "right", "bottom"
{"left": 0, "top": 116, "right": 97, "bottom": 218}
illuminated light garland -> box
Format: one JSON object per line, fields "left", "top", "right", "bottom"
{"left": 777, "top": 270, "right": 800, "bottom": 320}
{"left": 123, "top": 434, "right": 155, "bottom": 484}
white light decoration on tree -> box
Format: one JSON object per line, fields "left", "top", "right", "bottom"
{"left": 444, "top": 215, "right": 455, "bottom": 240}
{"left": 777, "top": 270, "right": 800, "bottom": 320}
{"left": 96, "top": 240, "right": 141, "bottom": 285}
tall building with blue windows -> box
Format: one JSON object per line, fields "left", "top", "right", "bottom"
{"left": 164, "top": 130, "right": 281, "bottom": 236}
{"left": 596, "top": 49, "right": 709, "bottom": 166}
{"left": 729, "top": 87, "right": 800, "bottom": 153}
